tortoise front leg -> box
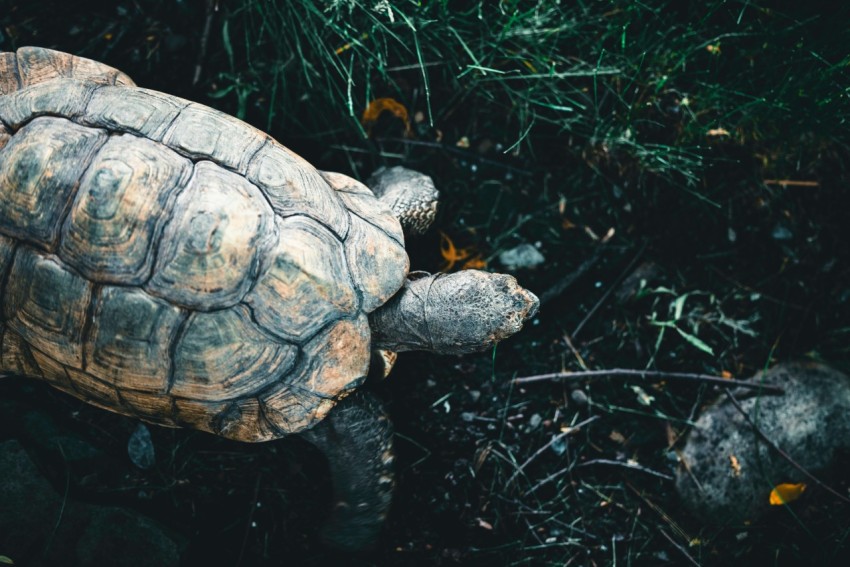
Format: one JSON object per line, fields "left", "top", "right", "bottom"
{"left": 299, "top": 391, "right": 394, "bottom": 551}
{"left": 367, "top": 166, "right": 439, "bottom": 235}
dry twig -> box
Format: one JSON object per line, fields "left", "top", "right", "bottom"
{"left": 514, "top": 368, "right": 785, "bottom": 395}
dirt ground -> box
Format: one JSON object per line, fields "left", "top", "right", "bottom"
{"left": 2, "top": 1, "right": 850, "bottom": 566}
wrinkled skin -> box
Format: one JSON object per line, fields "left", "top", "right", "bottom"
{"left": 369, "top": 270, "right": 540, "bottom": 355}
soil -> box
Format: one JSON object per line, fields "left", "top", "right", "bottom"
{"left": 2, "top": 2, "right": 850, "bottom": 566}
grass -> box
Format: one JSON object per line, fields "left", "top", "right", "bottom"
{"left": 2, "top": 0, "right": 850, "bottom": 565}
{"left": 209, "top": 1, "right": 850, "bottom": 183}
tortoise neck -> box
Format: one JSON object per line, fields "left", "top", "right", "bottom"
{"left": 368, "top": 271, "right": 539, "bottom": 355}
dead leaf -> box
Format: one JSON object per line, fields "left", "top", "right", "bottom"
{"left": 729, "top": 454, "right": 742, "bottom": 477}
{"left": 439, "top": 231, "right": 468, "bottom": 271}
{"left": 609, "top": 430, "right": 626, "bottom": 444}
{"left": 440, "top": 232, "right": 482, "bottom": 271}
{"left": 769, "top": 482, "right": 807, "bottom": 505}
{"left": 707, "top": 127, "right": 730, "bottom": 137}
{"left": 462, "top": 254, "right": 487, "bottom": 270}
{"left": 361, "top": 97, "right": 412, "bottom": 137}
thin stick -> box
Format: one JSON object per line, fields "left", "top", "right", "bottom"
{"left": 658, "top": 528, "right": 701, "bottom": 567}
{"left": 762, "top": 179, "right": 819, "bottom": 187}
{"left": 506, "top": 415, "right": 600, "bottom": 486}
{"left": 514, "top": 368, "right": 785, "bottom": 395}
{"left": 574, "top": 459, "right": 674, "bottom": 481}
{"left": 514, "top": 368, "right": 785, "bottom": 396}
{"left": 539, "top": 244, "right": 607, "bottom": 306}
{"left": 571, "top": 242, "right": 646, "bottom": 339}
{"left": 723, "top": 388, "right": 850, "bottom": 505}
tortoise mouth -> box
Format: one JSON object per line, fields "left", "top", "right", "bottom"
{"left": 489, "top": 275, "right": 540, "bottom": 344}
{"left": 522, "top": 289, "right": 540, "bottom": 321}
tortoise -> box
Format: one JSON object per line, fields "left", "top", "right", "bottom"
{"left": 0, "top": 47, "right": 539, "bottom": 549}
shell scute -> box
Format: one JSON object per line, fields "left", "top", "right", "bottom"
{"left": 0, "top": 79, "right": 96, "bottom": 128}
{"left": 245, "top": 215, "right": 358, "bottom": 343}
{"left": 0, "top": 117, "right": 107, "bottom": 249}
{"left": 246, "top": 140, "right": 350, "bottom": 238}
{"left": 257, "top": 314, "right": 370, "bottom": 434}
{"left": 171, "top": 305, "right": 298, "bottom": 402}
{"left": 345, "top": 214, "right": 409, "bottom": 313}
{"left": 0, "top": 52, "right": 19, "bottom": 96}
{"left": 146, "top": 161, "right": 274, "bottom": 310}
{"left": 0, "top": 329, "right": 41, "bottom": 378}
{"left": 0, "top": 234, "right": 14, "bottom": 286}
{"left": 85, "top": 285, "right": 185, "bottom": 393}
{"left": 321, "top": 171, "right": 404, "bottom": 245}
{"left": 3, "top": 246, "right": 93, "bottom": 368}
{"left": 162, "top": 102, "right": 266, "bottom": 171}
{"left": 59, "top": 134, "right": 192, "bottom": 284}
{"left": 15, "top": 46, "right": 135, "bottom": 88}
{"left": 82, "top": 85, "right": 187, "bottom": 140}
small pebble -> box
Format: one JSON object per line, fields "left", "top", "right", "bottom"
{"left": 498, "top": 244, "right": 545, "bottom": 271}
{"left": 571, "top": 389, "right": 589, "bottom": 405}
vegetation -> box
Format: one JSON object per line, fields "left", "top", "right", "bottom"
{"left": 2, "top": 0, "right": 850, "bottom": 565}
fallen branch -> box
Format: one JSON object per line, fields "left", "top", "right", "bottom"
{"left": 514, "top": 368, "right": 785, "bottom": 395}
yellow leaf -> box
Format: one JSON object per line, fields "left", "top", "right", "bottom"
{"left": 707, "top": 127, "right": 730, "bottom": 137}
{"left": 729, "top": 454, "right": 742, "bottom": 477}
{"left": 769, "top": 482, "right": 807, "bottom": 505}
{"left": 361, "top": 98, "right": 412, "bottom": 137}
{"left": 462, "top": 255, "right": 487, "bottom": 270}
{"left": 439, "top": 232, "right": 469, "bottom": 271}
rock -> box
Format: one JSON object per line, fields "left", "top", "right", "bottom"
{"left": 675, "top": 362, "right": 850, "bottom": 524}
{"left": 614, "top": 261, "right": 661, "bottom": 304}
{"left": 128, "top": 423, "right": 156, "bottom": 470}
{"left": 498, "top": 244, "right": 545, "bottom": 271}
{"left": 0, "top": 439, "right": 183, "bottom": 567}
{"left": 76, "top": 508, "right": 181, "bottom": 567}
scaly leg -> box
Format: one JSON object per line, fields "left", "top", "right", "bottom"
{"left": 367, "top": 166, "right": 439, "bottom": 235}
{"left": 299, "top": 391, "right": 394, "bottom": 551}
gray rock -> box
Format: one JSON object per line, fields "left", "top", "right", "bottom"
{"left": 0, "top": 439, "right": 183, "bottom": 567}
{"left": 127, "top": 423, "right": 155, "bottom": 470}
{"left": 498, "top": 243, "right": 545, "bottom": 271}
{"left": 675, "top": 362, "right": 850, "bottom": 524}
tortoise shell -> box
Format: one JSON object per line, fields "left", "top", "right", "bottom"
{"left": 0, "top": 48, "right": 409, "bottom": 441}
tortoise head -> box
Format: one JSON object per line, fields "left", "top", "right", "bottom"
{"left": 368, "top": 270, "right": 539, "bottom": 355}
